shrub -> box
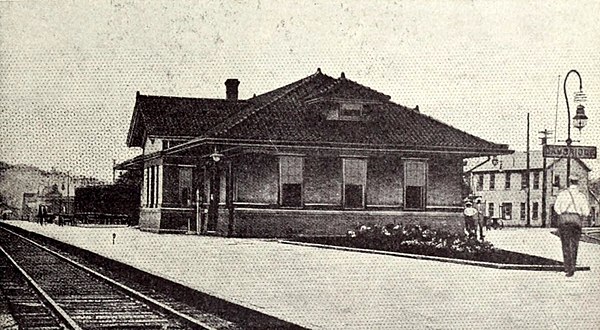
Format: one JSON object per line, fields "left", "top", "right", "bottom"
{"left": 346, "top": 223, "right": 495, "bottom": 256}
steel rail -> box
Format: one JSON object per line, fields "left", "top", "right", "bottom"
{"left": 1, "top": 227, "right": 218, "bottom": 330}
{"left": 0, "top": 245, "right": 83, "bottom": 330}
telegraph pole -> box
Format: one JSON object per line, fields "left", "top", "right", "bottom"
{"left": 526, "top": 113, "right": 531, "bottom": 227}
{"left": 539, "top": 129, "right": 552, "bottom": 227}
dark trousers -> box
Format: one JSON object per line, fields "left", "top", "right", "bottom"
{"left": 558, "top": 219, "right": 582, "bottom": 274}
{"left": 465, "top": 217, "right": 476, "bottom": 238}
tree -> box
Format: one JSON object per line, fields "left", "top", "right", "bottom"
{"left": 115, "top": 169, "right": 142, "bottom": 188}
{"left": 591, "top": 177, "right": 600, "bottom": 197}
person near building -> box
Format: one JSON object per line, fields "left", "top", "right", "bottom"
{"left": 37, "top": 205, "right": 47, "bottom": 225}
{"left": 553, "top": 176, "right": 590, "bottom": 277}
{"left": 475, "top": 198, "right": 486, "bottom": 240}
{"left": 463, "top": 201, "right": 478, "bottom": 239}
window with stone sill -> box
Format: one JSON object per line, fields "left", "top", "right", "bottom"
{"left": 532, "top": 202, "right": 539, "bottom": 219}
{"left": 476, "top": 174, "right": 484, "bottom": 191}
{"left": 533, "top": 172, "right": 540, "bottom": 190}
{"left": 280, "top": 156, "right": 303, "bottom": 207}
{"left": 502, "top": 203, "right": 512, "bottom": 220}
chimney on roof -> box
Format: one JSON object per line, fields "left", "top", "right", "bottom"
{"left": 225, "top": 79, "right": 240, "bottom": 101}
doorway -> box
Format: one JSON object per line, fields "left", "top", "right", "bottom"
{"left": 207, "top": 164, "right": 220, "bottom": 232}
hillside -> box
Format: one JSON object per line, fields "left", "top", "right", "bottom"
{"left": 0, "top": 161, "right": 105, "bottom": 216}
{"left": 592, "top": 177, "right": 600, "bottom": 199}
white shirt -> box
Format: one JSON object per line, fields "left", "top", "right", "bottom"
{"left": 464, "top": 206, "right": 478, "bottom": 217}
{"left": 554, "top": 185, "right": 590, "bottom": 216}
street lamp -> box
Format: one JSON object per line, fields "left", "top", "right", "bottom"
{"left": 563, "top": 70, "right": 588, "bottom": 181}
{"left": 491, "top": 156, "right": 499, "bottom": 166}
{"left": 210, "top": 147, "right": 223, "bottom": 163}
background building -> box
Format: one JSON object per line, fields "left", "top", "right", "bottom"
{"left": 465, "top": 151, "right": 598, "bottom": 227}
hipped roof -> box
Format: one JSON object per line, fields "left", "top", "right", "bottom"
{"left": 125, "top": 69, "right": 510, "bottom": 158}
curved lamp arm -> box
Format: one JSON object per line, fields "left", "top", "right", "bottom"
{"left": 563, "top": 69, "right": 583, "bottom": 144}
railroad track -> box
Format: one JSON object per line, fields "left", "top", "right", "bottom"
{"left": 0, "top": 227, "right": 242, "bottom": 330}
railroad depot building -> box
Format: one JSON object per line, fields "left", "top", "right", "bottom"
{"left": 116, "top": 69, "right": 511, "bottom": 237}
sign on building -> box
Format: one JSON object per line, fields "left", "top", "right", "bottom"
{"left": 543, "top": 144, "right": 597, "bottom": 159}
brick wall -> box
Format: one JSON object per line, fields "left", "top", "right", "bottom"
{"left": 229, "top": 208, "right": 463, "bottom": 238}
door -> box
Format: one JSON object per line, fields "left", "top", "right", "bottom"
{"left": 207, "top": 164, "right": 220, "bottom": 232}
{"left": 189, "top": 189, "right": 199, "bottom": 233}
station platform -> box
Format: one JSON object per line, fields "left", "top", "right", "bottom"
{"left": 2, "top": 220, "right": 599, "bottom": 329}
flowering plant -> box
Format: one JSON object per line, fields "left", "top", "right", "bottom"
{"left": 346, "top": 223, "right": 495, "bottom": 256}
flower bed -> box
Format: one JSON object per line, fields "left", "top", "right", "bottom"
{"left": 292, "top": 224, "right": 562, "bottom": 266}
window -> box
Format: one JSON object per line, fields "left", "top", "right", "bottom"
{"left": 502, "top": 203, "right": 512, "bottom": 220}
{"left": 343, "top": 158, "right": 366, "bottom": 208}
{"left": 520, "top": 202, "right": 526, "bottom": 220}
{"left": 145, "top": 167, "right": 150, "bottom": 207}
{"left": 521, "top": 173, "right": 528, "bottom": 190}
{"left": 489, "top": 173, "right": 495, "bottom": 190}
{"left": 149, "top": 166, "right": 156, "bottom": 207}
{"left": 488, "top": 203, "right": 495, "bottom": 217}
{"left": 505, "top": 172, "right": 511, "bottom": 190}
{"left": 554, "top": 175, "right": 560, "bottom": 188}
{"left": 532, "top": 202, "right": 539, "bottom": 220}
{"left": 533, "top": 172, "right": 540, "bottom": 190}
{"left": 404, "top": 160, "right": 427, "bottom": 210}
{"left": 280, "top": 156, "right": 303, "bottom": 207}
{"left": 339, "top": 103, "right": 363, "bottom": 118}
{"left": 476, "top": 174, "right": 483, "bottom": 191}
{"left": 179, "top": 167, "right": 193, "bottom": 206}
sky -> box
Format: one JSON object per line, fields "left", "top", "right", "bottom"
{"left": 1, "top": 0, "right": 599, "bottom": 181}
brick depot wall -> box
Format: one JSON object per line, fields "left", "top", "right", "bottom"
{"left": 230, "top": 209, "right": 464, "bottom": 238}
{"left": 367, "top": 157, "right": 402, "bottom": 206}
{"left": 304, "top": 157, "right": 343, "bottom": 204}
{"left": 235, "top": 154, "right": 278, "bottom": 204}
{"left": 159, "top": 209, "right": 193, "bottom": 232}
{"left": 139, "top": 208, "right": 161, "bottom": 232}
{"left": 140, "top": 208, "right": 193, "bottom": 233}
{"left": 428, "top": 158, "right": 463, "bottom": 207}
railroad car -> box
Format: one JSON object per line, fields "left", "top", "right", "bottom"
{"left": 74, "top": 184, "right": 140, "bottom": 225}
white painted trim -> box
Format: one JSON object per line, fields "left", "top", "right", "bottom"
{"left": 366, "top": 204, "right": 401, "bottom": 208}
{"left": 234, "top": 208, "right": 458, "bottom": 216}
{"left": 157, "top": 165, "right": 162, "bottom": 206}
{"left": 233, "top": 202, "right": 271, "bottom": 206}
{"left": 275, "top": 152, "right": 306, "bottom": 157}
{"left": 163, "top": 163, "right": 197, "bottom": 168}
{"left": 339, "top": 155, "right": 369, "bottom": 159}
{"left": 165, "top": 138, "right": 510, "bottom": 157}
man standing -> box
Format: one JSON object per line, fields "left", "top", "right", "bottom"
{"left": 475, "top": 198, "right": 486, "bottom": 240}
{"left": 553, "top": 176, "right": 590, "bottom": 277}
{"left": 463, "top": 201, "right": 478, "bottom": 239}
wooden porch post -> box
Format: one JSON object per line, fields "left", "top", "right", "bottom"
{"left": 226, "top": 160, "right": 235, "bottom": 237}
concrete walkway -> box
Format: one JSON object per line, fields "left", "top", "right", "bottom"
{"left": 2, "top": 221, "right": 599, "bottom": 329}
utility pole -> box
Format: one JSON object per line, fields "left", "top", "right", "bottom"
{"left": 526, "top": 113, "right": 531, "bottom": 227}
{"left": 539, "top": 129, "right": 552, "bottom": 227}
{"left": 113, "top": 159, "right": 117, "bottom": 183}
